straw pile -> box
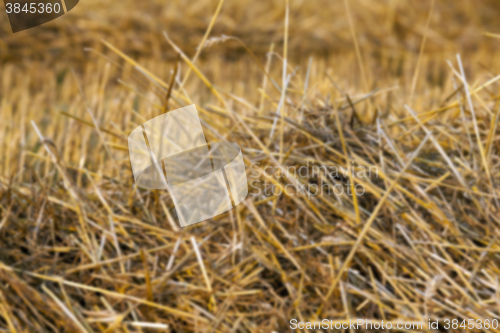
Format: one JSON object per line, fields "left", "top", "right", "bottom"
{"left": 1, "top": 0, "right": 500, "bottom": 331}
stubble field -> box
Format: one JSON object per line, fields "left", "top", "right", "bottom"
{"left": 1, "top": 0, "right": 500, "bottom": 331}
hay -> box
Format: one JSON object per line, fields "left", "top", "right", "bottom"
{"left": 1, "top": 0, "right": 500, "bottom": 331}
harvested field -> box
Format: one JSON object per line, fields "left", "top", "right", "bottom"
{"left": 2, "top": 0, "right": 500, "bottom": 332}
